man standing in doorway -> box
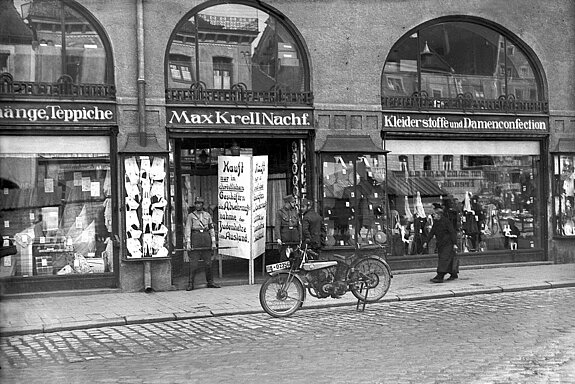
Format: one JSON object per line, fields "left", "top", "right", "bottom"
{"left": 185, "top": 196, "right": 220, "bottom": 290}
{"left": 274, "top": 195, "right": 301, "bottom": 261}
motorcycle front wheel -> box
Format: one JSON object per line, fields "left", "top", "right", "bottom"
{"left": 350, "top": 256, "right": 391, "bottom": 303}
{"left": 259, "top": 272, "right": 305, "bottom": 317}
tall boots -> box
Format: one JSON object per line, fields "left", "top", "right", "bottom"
{"left": 205, "top": 260, "right": 220, "bottom": 288}
{"left": 187, "top": 259, "right": 220, "bottom": 290}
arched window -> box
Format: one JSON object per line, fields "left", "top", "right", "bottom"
{"left": 381, "top": 18, "right": 546, "bottom": 113}
{"left": 0, "top": 0, "right": 113, "bottom": 95}
{"left": 166, "top": 2, "right": 311, "bottom": 105}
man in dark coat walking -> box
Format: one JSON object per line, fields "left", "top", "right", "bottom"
{"left": 423, "top": 203, "right": 459, "bottom": 283}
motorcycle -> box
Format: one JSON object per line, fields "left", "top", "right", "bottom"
{"left": 259, "top": 244, "right": 392, "bottom": 317}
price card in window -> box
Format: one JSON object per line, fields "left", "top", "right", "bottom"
{"left": 39, "top": 237, "right": 46, "bottom": 244}
{"left": 44, "top": 178, "right": 54, "bottom": 193}
{"left": 91, "top": 182, "right": 100, "bottom": 197}
{"left": 74, "top": 172, "right": 83, "bottom": 186}
{"left": 76, "top": 217, "right": 83, "bottom": 229}
{"left": 82, "top": 177, "right": 91, "bottom": 192}
{"left": 4, "top": 221, "right": 9, "bottom": 228}
{"left": 3, "top": 188, "right": 8, "bottom": 194}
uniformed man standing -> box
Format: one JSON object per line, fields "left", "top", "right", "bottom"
{"left": 300, "top": 198, "right": 325, "bottom": 256}
{"left": 274, "top": 195, "right": 301, "bottom": 261}
{"left": 185, "top": 196, "right": 220, "bottom": 290}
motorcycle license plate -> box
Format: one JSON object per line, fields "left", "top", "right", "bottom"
{"left": 266, "top": 261, "right": 290, "bottom": 273}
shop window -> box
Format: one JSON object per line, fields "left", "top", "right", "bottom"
{"left": 382, "top": 20, "right": 543, "bottom": 103}
{"left": 552, "top": 150, "right": 575, "bottom": 236}
{"left": 167, "top": 3, "right": 308, "bottom": 95}
{"left": 0, "top": 0, "right": 111, "bottom": 85}
{"left": 1, "top": 136, "right": 114, "bottom": 278}
{"left": 384, "top": 139, "right": 542, "bottom": 256}
{"left": 321, "top": 153, "right": 388, "bottom": 248}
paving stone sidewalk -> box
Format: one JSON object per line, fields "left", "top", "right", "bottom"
{"left": 1, "top": 262, "right": 574, "bottom": 337}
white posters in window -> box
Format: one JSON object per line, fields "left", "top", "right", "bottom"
{"left": 218, "top": 156, "right": 268, "bottom": 263}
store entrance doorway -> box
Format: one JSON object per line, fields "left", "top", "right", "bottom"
{"left": 169, "top": 136, "right": 307, "bottom": 288}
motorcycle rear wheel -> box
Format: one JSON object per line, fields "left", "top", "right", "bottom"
{"left": 350, "top": 256, "right": 391, "bottom": 303}
{"left": 259, "top": 272, "right": 305, "bottom": 317}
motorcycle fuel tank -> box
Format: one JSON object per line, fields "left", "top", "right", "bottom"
{"left": 301, "top": 261, "right": 338, "bottom": 271}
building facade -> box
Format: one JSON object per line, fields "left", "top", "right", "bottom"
{"left": 1, "top": 0, "right": 574, "bottom": 294}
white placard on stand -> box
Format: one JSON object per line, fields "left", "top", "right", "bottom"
{"left": 218, "top": 155, "right": 268, "bottom": 284}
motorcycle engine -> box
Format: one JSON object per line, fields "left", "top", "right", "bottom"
{"left": 306, "top": 266, "right": 338, "bottom": 298}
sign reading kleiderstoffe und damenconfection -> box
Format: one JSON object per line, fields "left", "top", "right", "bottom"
{"left": 0, "top": 102, "right": 116, "bottom": 124}
{"left": 167, "top": 107, "right": 312, "bottom": 127}
{"left": 382, "top": 113, "right": 548, "bottom": 131}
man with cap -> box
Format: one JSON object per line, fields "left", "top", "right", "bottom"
{"left": 300, "top": 198, "right": 326, "bottom": 256}
{"left": 423, "top": 202, "right": 458, "bottom": 283}
{"left": 185, "top": 196, "right": 220, "bottom": 289}
{"left": 274, "top": 194, "right": 301, "bottom": 261}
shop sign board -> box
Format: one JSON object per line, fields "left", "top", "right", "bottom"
{"left": 0, "top": 102, "right": 116, "bottom": 124}
{"left": 167, "top": 107, "right": 311, "bottom": 127}
{"left": 218, "top": 155, "right": 268, "bottom": 265}
{"left": 382, "top": 113, "right": 548, "bottom": 132}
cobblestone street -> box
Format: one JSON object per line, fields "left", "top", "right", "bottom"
{"left": 1, "top": 288, "right": 574, "bottom": 383}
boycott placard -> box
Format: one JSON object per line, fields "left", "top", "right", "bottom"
{"left": 217, "top": 155, "right": 268, "bottom": 263}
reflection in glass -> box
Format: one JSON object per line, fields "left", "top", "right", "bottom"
{"left": 322, "top": 154, "right": 388, "bottom": 249}
{"left": 168, "top": 3, "right": 304, "bottom": 93}
{"left": 383, "top": 22, "right": 539, "bottom": 101}
{"left": 386, "top": 152, "right": 541, "bottom": 256}
{"left": 0, "top": 0, "right": 108, "bottom": 84}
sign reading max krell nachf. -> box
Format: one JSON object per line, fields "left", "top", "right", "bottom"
{"left": 167, "top": 107, "right": 312, "bottom": 127}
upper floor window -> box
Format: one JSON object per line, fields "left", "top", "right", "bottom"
{"left": 399, "top": 155, "right": 409, "bottom": 172}
{"left": 166, "top": 2, "right": 311, "bottom": 105}
{"left": 0, "top": 0, "right": 112, "bottom": 86}
{"left": 442, "top": 155, "right": 453, "bottom": 170}
{"left": 381, "top": 19, "right": 546, "bottom": 113}
{"left": 423, "top": 155, "right": 432, "bottom": 171}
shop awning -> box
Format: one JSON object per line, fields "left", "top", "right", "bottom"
{"left": 319, "top": 135, "right": 388, "bottom": 154}
{"left": 387, "top": 175, "right": 447, "bottom": 197}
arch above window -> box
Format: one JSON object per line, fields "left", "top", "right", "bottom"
{"left": 381, "top": 18, "right": 547, "bottom": 114}
{"left": 165, "top": 1, "right": 312, "bottom": 106}
{"left": 0, "top": 0, "right": 115, "bottom": 99}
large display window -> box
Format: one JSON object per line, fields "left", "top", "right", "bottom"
{"left": 320, "top": 152, "right": 389, "bottom": 250}
{"left": 0, "top": 136, "right": 113, "bottom": 279}
{"left": 384, "top": 140, "right": 542, "bottom": 256}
